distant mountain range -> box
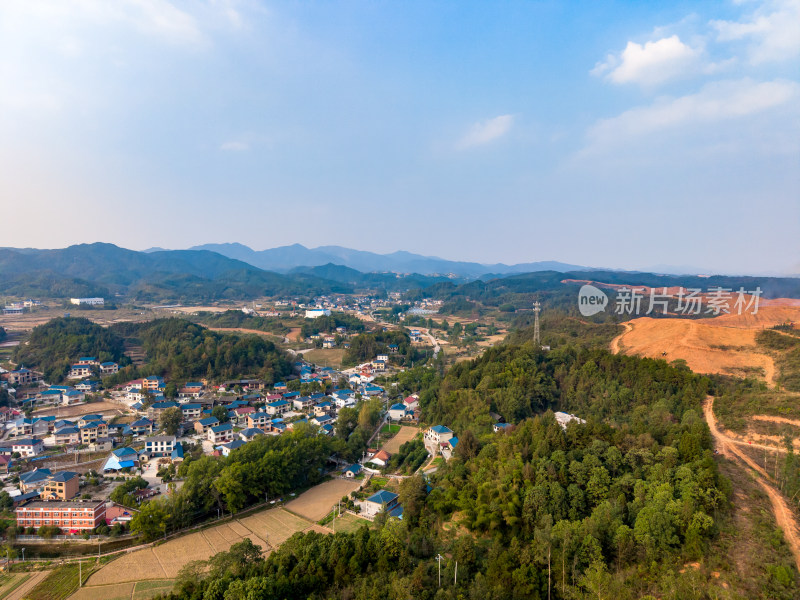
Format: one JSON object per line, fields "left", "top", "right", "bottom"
{"left": 1, "top": 243, "right": 797, "bottom": 304}
{"left": 176, "top": 243, "right": 589, "bottom": 278}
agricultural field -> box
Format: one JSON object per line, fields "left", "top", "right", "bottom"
{"left": 381, "top": 425, "right": 420, "bottom": 454}
{"left": 285, "top": 479, "right": 361, "bottom": 522}
{"left": 0, "top": 572, "right": 33, "bottom": 600}
{"left": 302, "top": 348, "right": 346, "bottom": 368}
{"left": 80, "top": 506, "right": 321, "bottom": 595}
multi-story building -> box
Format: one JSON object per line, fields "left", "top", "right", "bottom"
{"left": 208, "top": 423, "right": 234, "bottom": 444}
{"left": 144, "top": 435, "right": 176, "bottom": 457}
{"left": 41, "top": 471, "right": 80, "bottom": 500}
{"left": 16, "top": 500, "right": 106, "bottom": 532}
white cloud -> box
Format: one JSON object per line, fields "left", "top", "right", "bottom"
{"left": 592, "top": 35, "right": 700, "bottom": 86}
{"left": 582, "top": 78, "right": 799, "bottom": 152}
{"left": 455, "top": 115, "right": 514, "bottom": 150}
{"left": 711, "top": 0, "right": 800, "bottom": 64}
{"left": 220, "top": 141, "right": 250, "bottom": 151}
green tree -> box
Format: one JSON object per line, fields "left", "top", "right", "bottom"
{"left": 212, "top": 405, "right": 230, "bottom": 423}
{"left": 160, "top": 407, "right": 182, "bottom": 436}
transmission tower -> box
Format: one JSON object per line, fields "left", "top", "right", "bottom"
{"left": 533, "top": 301, "right": 541, "bottom": 345}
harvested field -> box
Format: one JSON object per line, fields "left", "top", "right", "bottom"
{"left": 239, "top": 508, "right": 311, "bottom": 545}
{"left": 131, "top": 580, "right": 175, "bottom": 600}
{"left": 87, "top": 548, "right": 166, "bottom": 585}
{"left": 153, "top": 533, "right": 215, "bottom": 577}
{"left": 71, "top": 582, "right": 135, "bottom": 600}
{"left": 34, "top": 401, "right": 124, "bottom": 418}
{"left": 382, "top": 426, "right": 419, "bottom": 454}
{"left": 285, "top": 479, "right": 362, "bottom": 522}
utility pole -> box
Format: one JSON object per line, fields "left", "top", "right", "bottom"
{"left": 454, "top": 561, "right": 457, "bottom": 586}
{"left": 435, "top": 554, "right": 443, "bottom": 588}
{"left": 79, "top": 560, "right": 82, "bottom": 588}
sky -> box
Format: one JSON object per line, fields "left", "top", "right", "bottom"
{"left": 0, "top": 0, "right": 798, "bottom": 275}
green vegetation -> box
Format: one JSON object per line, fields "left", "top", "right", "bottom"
{"left": 26, "top": 561, "right": 93, "bottom": 600}
{"left": 107, "top": 318, "right": 292, "bottom": 384}
{"left": 110, "top": 476, "right": 149, "bottom": 507}
{"left": 13, "top": 317, "right": 129, "bottom": 382}
{"left": 757, "top": 329, "right": 800, "bottom": 391}
{"left": 130, "top": 426, "right": 342, "bottom": 539}
{"left": 343, "top": 330, "right": 425, "bottom": 367}
{"left": 299, "top": 312, "right": 365, "bottom": 338}
{"left": 192, "top": 310, "right": 289, "bottom": 335}
{"left": 387, "top": 437, "right": 428, "bottom": 474}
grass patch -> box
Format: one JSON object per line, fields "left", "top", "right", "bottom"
{"left": 303, "top": 349, "right": 346, "bottom": 368}
{"left": 331, "top": 513, "right": 371, "bottom": 534}
{"left": 132, "top": 579, "right": 175, "bottom": 599}
{"left": 380, "top": 424, "right": 401, "bottom": 435}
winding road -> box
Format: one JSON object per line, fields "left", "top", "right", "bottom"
{"left": 704, "top": 396, "right": 800, "bottom": 570}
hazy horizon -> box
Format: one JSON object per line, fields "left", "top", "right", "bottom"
{"left": 1, "top": 1, "right": 798, "bottom": 275}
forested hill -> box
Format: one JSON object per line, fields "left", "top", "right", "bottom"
{"left": 107, "top": 318, "right": 292, "bottom": 385}
{"left": 0, "top": 243, "right": 352, "bottom": 301}
{"left": 13, "top": 317, "right": 130, "bottom": 382}
{"left": 425, "top": 343, "right": 710, "bottom": 432}
{"left": 13, "top": 316, "right": 292, "bottom": 386}
{"left": 164, "top": 341, "right": 789, "bottom": 599}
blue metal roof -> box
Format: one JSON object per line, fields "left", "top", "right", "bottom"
{"left": 366, "top": 490, "right": 398, "bottom": 505}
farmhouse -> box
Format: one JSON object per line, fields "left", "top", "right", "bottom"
{"left": 144, "top": 435, "right": 176, "bottom": 458}
{"left": 424, "top": 425, "right": 453, "bottom": 445}
{"left": 41, "top": 471, "right": 80, "bottom": 501}
{"left": 363, "top": 490, "right": 399, "bottom": 518}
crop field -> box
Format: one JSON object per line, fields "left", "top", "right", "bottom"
{"left": 382, "top": 426, "right": 419, "bottom": 454}
{"left": 285, "top": 479, "right": 362, "bottom": 522}
{"left": 81, "top": 506, "right": 318, "bottom": 594}
{"left": 238, "top": 508, "right": 312, "bottom": 546}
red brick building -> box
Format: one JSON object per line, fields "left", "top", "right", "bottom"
{"left": 16, "top": 500, "right": 106, "bottom": 533}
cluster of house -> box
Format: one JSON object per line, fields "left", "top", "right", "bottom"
{"left": 3, "top": 412, "right": 119, "bottom": 456}
{"left": 2, "top": 299, "right": 41, "bottom": 315}
{"left": 67, "top": 356, "right": 119, "bottom": 381}
{"left": 387, "top": 394, "right": 420, "bottom": 423}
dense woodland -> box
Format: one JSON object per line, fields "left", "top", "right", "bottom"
{"left": 300, "top": 312, "right": 366, "bottom": 339}
{"left": 343, "top": 330, "right": 427, "bottom": 367}
{"left": 107, "top": 318, "right": 292, "bottom": 385}
{"left": 153, "top": 339, "right": 800, "bottom": 600}
{"left": 12, "top": 317, "right": 130, "bottom": 382}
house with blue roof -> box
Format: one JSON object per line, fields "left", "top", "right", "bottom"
{"left": 493, "top": 422, "right": 512, "bottom": 433}
{"left": 364, "top": 490, "right": 399, "bottom": 517}
{"left": 239, "top": 427, "right": 265, "bottom": 442}
{"left": 424, "top": 425, "right": 454, "bottom": 446}
{"left": 266, "top": 399, "right": 290, "bottom": 416}
{"left": 53, "top": 426, "right": 80, "bottom": 445}
{"left": 388, "top": 403, "right": 407, "bottom": 421}
{"left": 124, "top": 418, "right": 154, "bottom": 437}
{"left": 312, "top": 414, "right": 334, "bottom": 427}
{"left": 218, "top": 439, "right": 247, "bottom": 457}
{"left": 180, "top": 403, "right": 202, "bottom": 420}
{"left": 170, "top": 441, "right": 185, "bottom": 462}
{"left": 147, "top": 401, "right": 179, "bottom": 420}
{"left": 194, "top": 416, "right": 219, "bottom": 434}
{"left": 343, "top": 463, "right": 362, "bottom": 478}
{"left": 74, "top": 380, "right": 100, "bottom": 393}
{"left": 103, "top": 447, "right": 139, "bottom": 471}
{"left": 208, "top": 422, "right": 234, "bottom": 444}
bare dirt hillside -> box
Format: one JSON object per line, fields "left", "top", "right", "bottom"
{"left": 610, "top": 305, "right": 800, "bottom": 385}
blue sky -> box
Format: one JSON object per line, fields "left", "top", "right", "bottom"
{"left": 0, "top": 0, "right": 797, "bottom": 275}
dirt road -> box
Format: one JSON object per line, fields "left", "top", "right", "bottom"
{"left": 609, "top": 322, "right": 632, "bottom": 354}
{"left": 704, "top": 396, "right": 800, "bottom": 571}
